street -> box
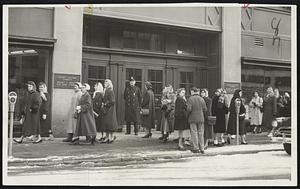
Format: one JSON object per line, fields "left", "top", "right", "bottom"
{"left": 5, "top": 150, "right": 292, "bottom": 186}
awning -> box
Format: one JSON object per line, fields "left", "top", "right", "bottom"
{"left": 241, "top": 57, "right": 291, "bottom": 69}
{"left": 9, "top": 35, "right": 57, "bottom": 48}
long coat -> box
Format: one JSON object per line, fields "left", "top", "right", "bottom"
{"left": 22, "top": 90, "right": 41, "bottom": 136}
{"left": 74, "top": 92, "right": 97, "bottom": 137}
{"left": 249, "top": 96, "right": 263, "bottom": 126}
{"left": 141, "top": 89, "right": 155, "bottom": 129}
{"left": 211, "top": 95, "right": 228, "bottom": 133}
{"left": 174, "top": 97, "right": 189, "bottom": 131}
{"left": 124, "top": 85, "right": 141, "bottom": 123}
{"left": 93, "top": 92, "right": 104, "bottom": 132}
{"left": 262, "top": 94, "right": 277, "bottom": 129}
{"left": 203, "top": 96, "right": 213, "bottom": 140}
{"left": 187, "top": 94, "right": 207, "bottom": 124}
{"left": 66, "top": 90, "right": 82, "bottom": 134}
{"left": 102, "top": 88, "right": 119, "bottom": 132}
{"left": 39, "top": 92, "right": 51, "bottom": 137}
{"left": 227, "top": 97, "right": 246, "bottom": 135}
{"left": 160, "top": 94, "right": 176, "bottom": 133}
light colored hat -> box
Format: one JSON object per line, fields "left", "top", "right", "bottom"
{"left": 74, "top": 82, "right": 82, "bottom": 88}
{"left": 82, "top": 83, "right": 90, "bottom": 91}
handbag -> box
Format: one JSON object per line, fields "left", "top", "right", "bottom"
{"left": 140, "top": 108, "right": 150, "bottom": 115}
{"left": 73, "top": 112, "right": 79, "bottom": 119}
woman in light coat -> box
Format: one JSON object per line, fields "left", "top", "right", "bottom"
{"left": 249, "top": 91, "right": 263, "bottom": 134}
{"left": 71, "top": 83, "right": 97, "bottom": 145}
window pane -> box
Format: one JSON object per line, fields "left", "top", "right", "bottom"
{"left": 180, "top": 72, "right": 186, "bottom": 83}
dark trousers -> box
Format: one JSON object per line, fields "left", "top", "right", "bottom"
{"left": 126, "top": 122, "right": 138, "bottom": 134}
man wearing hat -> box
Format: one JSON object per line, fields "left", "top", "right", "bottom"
{"left": 187, "top": 87, "right": 207, "bottom": 154}
{"left": 123, "top": 77, "right": 142, "bottom": 135}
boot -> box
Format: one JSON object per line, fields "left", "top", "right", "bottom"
{"left": 62, "top": 133, "right": 73, "bottom": 142}
{"left": 125, "top": 122, "right": 131, "bottom": 135}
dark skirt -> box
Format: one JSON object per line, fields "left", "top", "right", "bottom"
{"left": 174, "top": 116, "right": 189, "bottom": 131}
{"left": 227, "top": 113, "right": 246, "bottom": 135}
{"left": 204, "top": 115, "right": 214, "bottom": 140}
{"left": 214, "top": 114, "right": 226, "bottom": 133}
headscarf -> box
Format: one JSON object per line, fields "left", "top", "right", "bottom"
{"left": 229, "top": 89, "right": 242, "bottom": 111}
{"left": 26, "top": 81, "right": 37, "bottom": 92}
{"left": 82, "top": 83, "right": 91, "bottom": 91}
{"left": 145, "top": 81, "right": 152, "bottom": 90}
{"left": 93, "top": 82, "right": 104, "bottom": 98}
{"left": 104, "top": 79, "right": 113, "bottom": 90}
{"left": 74, "top": 82, "right": 82, "bottom": 88}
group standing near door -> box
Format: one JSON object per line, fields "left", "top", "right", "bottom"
{"left": 13, "top": 78, "right": 291, "bottom": 154}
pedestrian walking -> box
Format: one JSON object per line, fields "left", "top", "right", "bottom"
{"left": 13, "top": 81, "right": 41, "bottom": 144}
{"left": 124, "top": 77, "right": 142, "bottom": 135}
{"left": 200, "top": 88, "right": 213, "bottom": 149}
{"left": 101, "top": 79, "right": 118, "bottom": 143}
{"left": 140, "top": 81, "right": 155, "bottom": 138}
{"left": 70, "top": 83, "right": 97, "bottom": 145}
{"left": 38, "top": 82, "right": 53, "bottom": 140}
{"left": 187, "top": 87, "right": 207, "bottom": 154}
{"left": 262, "top": 86, "right": 277, "bottom": 135}
{"left": 63, "top": 82, "right": 82, "bottom": 142}
{"left": 211, "top": 88, "right": 228, "bottom": 146}
{"left": 227, "top": 89, "right": 247, "bottom": 144}
{"left": 174, "top": 88, "right": 189, "bottom": 150}
{"left": 92, "top": 82, "right": 105, "bottom": 142}
{"left": 159, "top": 84, "right": 176, "bottom": 143}
{"left": 249, "top": 91, "right": 263, "bottom": 134}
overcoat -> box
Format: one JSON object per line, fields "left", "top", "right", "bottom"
{"left": 39, "top": 92, "right": 51, "bottom": 137}
{"left": 174, "top": 96, "right": 189, "bottom": 131}
{"left": 92, "top": 92, "right": 104, "bottom": 132}
{"left": 203, "top": 96, "right": 213, "bottom": 140}
{"left": 66, "top": 90, "right": 82, "bottom": 134}
{"left": 211, "top": 95, "right": 228, "bottom": 133}
{"left": 141, "top": 89, "right": 155, "bottom": 129}
{"left": 102, "top": 88, "right": 119, "bottom": 132}
{"left": 74, "top": 92, "right": 97, "bottom": 137}
{"left": 187, "top": 94, "right": 207, "bottom": 124}
{"left": 124, "top": 85, "right": 141, "bottom": 122}
{"left": 160, "top": 93, "right": 176, "bottom": 133}
{"left": 262, "top": 94, "right": 277, "bottom": 129}
{"left": 227, "top": 96, "right": 246, "bottom": 135}
{"left": 249, "top": 96, "right": 263, "bottom": 126}
{"left": 22, "top": 90, "right": 41, "bottom": 136}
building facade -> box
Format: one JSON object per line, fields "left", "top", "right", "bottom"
{"left": 7, "top": 6, "right": 291, "bottom": 136}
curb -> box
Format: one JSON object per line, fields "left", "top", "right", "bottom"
{"left": 8, "top": 147, "right": 284, "bottom": 169}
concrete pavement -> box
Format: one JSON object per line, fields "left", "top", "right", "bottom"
{"left": 6, "top": 131, "right": 284, "bottom": 172}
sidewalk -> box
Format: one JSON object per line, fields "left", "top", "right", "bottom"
{"left": 7, "top": 131, "right": 284, "bottom": 170}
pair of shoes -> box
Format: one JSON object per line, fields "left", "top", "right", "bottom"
{"left": 190, "top": 149, "right": 200, "bottom": 153}
{"left": 69, "top": 137, "right": 79, "bottom": 145}
{"left": 178, "top": 146, "right": 186, "bottom": 151}
{"left": 163, "top": 136, "right": 169, "bottom": 143}
{"left": 98, "top": 137, "right": 105, "bottom": 142}
{"left": 125, "top": 133, "right": 130, "bottom": 135}
{"left": 33, "top": 138, "right": 42, "bottom": 144}
{"left": 200, "top": 150, "right": 205, "bottom": 154}
{"left": 102, "top": 138, "right": 109, "bottom": 143}
{"left": 90, "top": 136, "right": 96, "bottom": 145}
{"left": 241, "top": 141, "right": 248, "bottom": 145}
{"left": 214, "top": 143, "right": 224, "bottom": 147}
{"left": 107, "top": 139, "right": 114, "bottom": 144}
{"left": 142, "top": 133, "right": 152, "bottom": 138}
{"left": 134, "top": 133, "right": 138, "bottom": 136}
{"left": 13, "top": 138, "right": 23, "bottom": 144}
{"left": 113, "top": 136, "right": 117, "bottom": 141}
{"left": 173, "top": 138, "right": 180, "bottom": 142}
{"left": 204, "top": 145, "right": 208, "bottom": 150}
{"left": 158, "top": 135, "right": 164, "bottom": 140}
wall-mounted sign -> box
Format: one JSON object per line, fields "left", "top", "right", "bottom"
{"left": 54, "top": 73, "right": 80, "bottom": 89}
{"left": 224, "top": 82, "right": 240, "bottom": 94}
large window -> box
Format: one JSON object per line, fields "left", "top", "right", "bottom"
{"left": 148, "top": 70, "right": 163, "bottom": 106}
{"left": 180, "top": 72, "right": 194, "bottom": 96}
{"left": 177, "top": 34, "right": 206, "bottom": 56}
{"left": 123, "top": 30, "right": 164, "bottom": 52}
{"left": 83, "top": 17, "right": 108, "bottom": 47}
{"left": 8, "top": 46, "right": 49, "bottom": 120}
{"left": 87, "top": 65, "right": 106, "bottom": 93}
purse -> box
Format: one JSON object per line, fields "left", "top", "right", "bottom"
{"left": 140, "top": 108, "right": 150, "bottom": 115}
{"left": 73, "top": 112, "right": 79, "bottom": 119}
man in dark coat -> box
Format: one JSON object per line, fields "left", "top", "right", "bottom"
{"left": 124, "top": 77, "right": 142, "bottom": 135}
{"left": 13, "top": 81, "right": 41, "bottom": 143}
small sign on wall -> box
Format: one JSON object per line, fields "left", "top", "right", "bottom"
{"left": 54, "top": 73, "right": 80, "bottom": 89}
{"left": 224, "top": 82, "right": 240, "bottom": 94}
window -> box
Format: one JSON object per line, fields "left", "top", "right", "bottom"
{"left": 83, "top": 17, "right": 108, "bottom": 47}
{"left": 123, "top": 30, "right": 164, "bottom": 52}
{"left": 87, "top": 65, "right": 106, "bottom": 93}
{"left": 148, "top": 70, "right": 163, "bottom": 106}
{"left": 125, "top": 68, "right": 142, "bottom": 90}
{"left": 180, "top": 72, "right": 194, "bottom": 96}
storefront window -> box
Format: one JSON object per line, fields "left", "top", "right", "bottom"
{"left": 8, "top": 46, "right": 50, "bottom": 120}
{"left": 87, "top": 65, "right": 106, "bottom": 93}
{"left": 83, "top": 17, "right": 108, "bottom": 47}
{"left": 148, "top": 70, "right": 163, "bottom": 107}
{"left": 180, "top": 71, "right": 194, "bottom": 96}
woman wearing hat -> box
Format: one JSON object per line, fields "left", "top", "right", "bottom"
{"left": 140, "top": 81, "right": 155, "bottom": 138}
{"left": 63, "top": 82, "right": 83, "bottom": 142}
{"left": 227, "top": 89, "right": 247, "bottom": 144}
{"left": 71, "top": 83, "right": 97, "bottom": 145}
{"left": 14, "top": 81, "right": 42, "bottom": 144}
{"left": 101, "top": 79, "right": 118, "bottom": 143}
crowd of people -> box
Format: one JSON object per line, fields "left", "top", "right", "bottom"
{"left": 13, "top": 78, "right": 291, "bottom": 154}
